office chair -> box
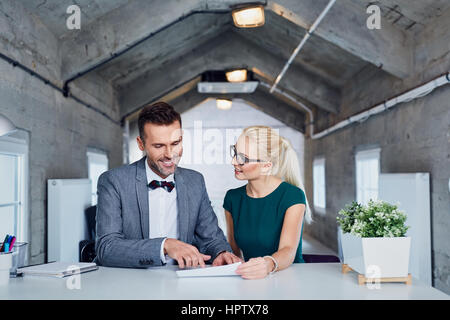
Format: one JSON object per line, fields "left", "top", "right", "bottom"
{"left": 302, "top": 254, "right": 341, "bottom": 263}
{"left": 79, "top": 205, "right": 97, "bottom": 262}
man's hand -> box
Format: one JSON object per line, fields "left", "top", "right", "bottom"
{"left": 212, "top": 251, "right": 243, "bottom": 266}
{"left": 164, "top": 238, "right": 211, "bottom": 268}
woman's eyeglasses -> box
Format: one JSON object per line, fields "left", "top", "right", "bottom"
{"left": 230, "top": 145, "right": 264, "bottom": 166}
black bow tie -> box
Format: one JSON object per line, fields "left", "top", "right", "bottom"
{"left": 148, "top": 180, "right": 175, "bottom": 192}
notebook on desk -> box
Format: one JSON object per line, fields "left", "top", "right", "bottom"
{"left": 17, "top": 262, "right": 98, "bottom": 278}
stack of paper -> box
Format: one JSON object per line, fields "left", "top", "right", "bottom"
{"left": 176, "top": 262, "right": 241, "bottom": 278}
{"left": 17, "top": 262, "right": 98, "bottom": 278}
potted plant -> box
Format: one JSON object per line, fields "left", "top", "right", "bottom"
{"left": 337, "top": 200, "right": 411, "bottom": 280}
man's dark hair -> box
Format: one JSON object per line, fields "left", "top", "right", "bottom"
{"left": 138, "top": 101, "right": 182, "bottom": 140}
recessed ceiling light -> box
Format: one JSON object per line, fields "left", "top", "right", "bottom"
{"left": 216, "top": 99, "right": 232, "bottom": 110}
{"left": 232, "top": 5, "right": 265, "bottom": 28}
{"left": 226, "top": 69, "right": 247, "bottom": 82}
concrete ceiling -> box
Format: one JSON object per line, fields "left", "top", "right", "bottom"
{"left": 19, "top": 0, "right": 450, "bottom": 131}
{"left": 356, "top": 0, "right": 450, "bottom": 33}
{"left": 21, "top": 0, "right": 131, "bottom": 39}
{"left": 116, "top": 30, "right": 341, "bottom": 117}
{"left": 96, "top": 13, "right": 233, "bottom": 87}
{"left": 234, "top": 10, "right": 368, "bottom": 88}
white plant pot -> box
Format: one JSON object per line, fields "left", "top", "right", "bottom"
{"left": 339, "top": 228, "right": 411, "bottom": 278}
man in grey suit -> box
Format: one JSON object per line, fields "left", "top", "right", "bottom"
{"left": 95, "top": 102, "right": 241, "bottom": 268}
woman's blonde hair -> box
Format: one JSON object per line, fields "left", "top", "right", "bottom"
{"left": 242, "top": 125, "right": 312, "bottom": 223}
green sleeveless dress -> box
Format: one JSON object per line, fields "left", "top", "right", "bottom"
{"left": 223, "top": 182, "right": 306, "bottom": 263}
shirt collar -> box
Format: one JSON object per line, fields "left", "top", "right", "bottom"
{"left": 145, "top": 157, "right": 175, "bottom": 183}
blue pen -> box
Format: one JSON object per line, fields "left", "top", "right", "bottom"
{"left": 6, "top": 235, "right": 14, "bottom": 251}
{"left": 6, "top": 235, "right": 13, "bottom": 250}
{"left": 4, "top": 243, "right": 9, "bottom": 252}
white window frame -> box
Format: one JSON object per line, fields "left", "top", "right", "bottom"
{"left": 0, "top": 136, "right": 29, "bottom": 243}
{"left": 313, "top": 157, "right": 326, "bottom": 213}
{"left": 355, "top": 148, "right": 381, "bottom": 205}
{"left": 87, "top": 149, "right": 109, "bottom": 206}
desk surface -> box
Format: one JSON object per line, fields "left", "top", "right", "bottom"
{"left": 0, "top": 263, "right": 448, "bottom": 300}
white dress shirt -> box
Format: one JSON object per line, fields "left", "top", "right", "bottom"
{"left": 145, "top": 160, "right": 178, "bottom": 264}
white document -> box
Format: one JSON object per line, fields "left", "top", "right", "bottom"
{"left": 176, "top": 262, "right": 242, "bottom": 278}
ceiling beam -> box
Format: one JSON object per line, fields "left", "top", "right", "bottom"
{"left": 118, "top": 31, "right": 340, "bottom": 118}
{"left": 268, "top": 0, "right": 413, "bottom": 79}
{"left": 59, "top": 0, "right": 413, "bottom": 85}
{"left": 59, "top": 0, "right": 259, "bottom": 80}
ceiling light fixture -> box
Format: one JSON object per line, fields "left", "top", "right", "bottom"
{"left": 232, "top": 5, "right": 265, "bottom": 28}
{"left": 198, "top": 70, "right": 259, "bottom": 93}
{"left": 198, "top": 82, "right": 259, "bottom": 93}
{"left": 226, "top": 69, "right": 247, "bottom": 82}
{"left": 216, "top": 99, "right": 232, "bottom": 110}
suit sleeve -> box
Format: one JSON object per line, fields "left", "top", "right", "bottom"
{"left": 95, "top": 171, "right": 165, "bottom": 268}
{"left": 193, "top": 174, "right": 232, "bottom": 261}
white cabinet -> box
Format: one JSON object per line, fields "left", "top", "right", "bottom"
{"left": 378, "top": 173, "right": 431, "bottom": 285}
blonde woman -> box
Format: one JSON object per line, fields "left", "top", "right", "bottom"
{"left": 223, "top": 126, "right": 311, "bottom": 279}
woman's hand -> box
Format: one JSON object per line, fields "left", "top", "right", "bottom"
{"left": 235, "top": 257, "right": 275, "bottom": 279}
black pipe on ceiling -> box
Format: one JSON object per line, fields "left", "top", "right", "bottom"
{"left": 62, "top": 10, "right": 231, "bottom": 98}
{"left": 0, "top": 51, "right": 120, "bottom": 126}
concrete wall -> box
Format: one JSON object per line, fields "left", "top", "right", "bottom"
{"left": 0, "top": 2, "right": 123, "bottom": 264}
{"left": 304, "top": 66, "right": 450, "bottom": 293}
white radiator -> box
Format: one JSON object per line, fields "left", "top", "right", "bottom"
{"left": 47, "top": 179, "right": 91, "bottom": 263}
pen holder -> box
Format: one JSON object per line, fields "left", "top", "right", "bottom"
{"left": 11, "top": 242, "right": 27, "bottom": 277}
{"left": 0, "top": 252, "right": 12, "bottom": 286}
{"left": 0, "top": 242, "right": 28, "bottom": 278}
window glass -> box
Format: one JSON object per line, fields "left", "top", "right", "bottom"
{"left": 87, "top": 151, "right": 108, "bottom": 205}
{"left": 356, "top": 149, "right": 380, "bottom": 205}
{"left": 313, "top": 158, "right": 326, "bottom": 209}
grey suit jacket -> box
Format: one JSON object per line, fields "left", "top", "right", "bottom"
{"left": 95, "top": 156, "right": 232, "bottom": 268}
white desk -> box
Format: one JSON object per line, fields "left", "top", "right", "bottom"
{"left": 0, "top": 263, "right": 448, "bottom": 300}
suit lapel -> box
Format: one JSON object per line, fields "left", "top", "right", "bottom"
{"left": 136, "top": 157, "right": 149, "bottom": 238}
{"left": 174, "top": 168, "right": 189, "bottom": 243}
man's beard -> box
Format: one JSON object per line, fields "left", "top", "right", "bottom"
{"left": 148, "top": 153, "right": 181, "bottom": 178}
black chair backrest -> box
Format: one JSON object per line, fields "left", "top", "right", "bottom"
{"left": 85, "top": 205, "right": 97, "bottom": 241}
{"left": 303, "top": 254, "right": 341, "bottom": 263}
